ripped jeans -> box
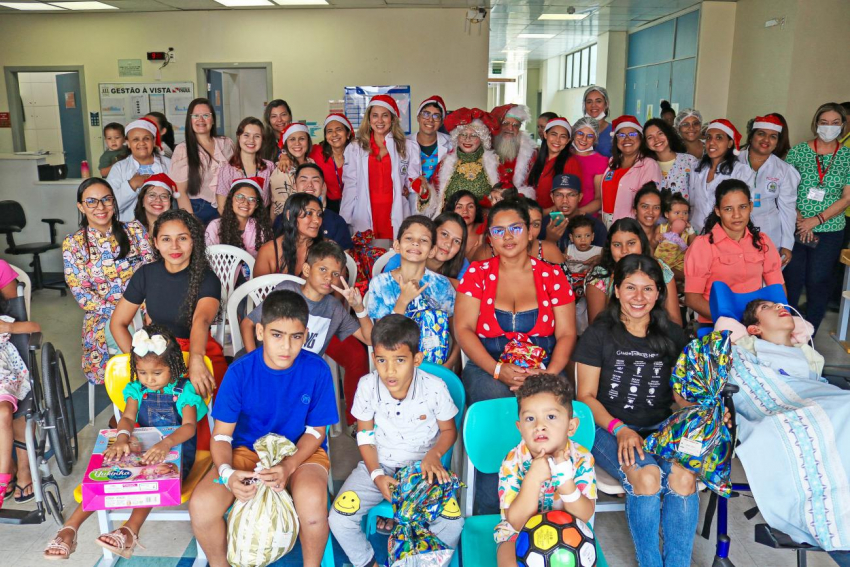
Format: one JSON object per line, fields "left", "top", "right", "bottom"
{"left": 592, "top": 425, "right": 699, "bottom": 567}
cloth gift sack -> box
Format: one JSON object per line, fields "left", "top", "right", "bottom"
{"left": 643, "top": 330, "right": 734, "bottom": 496}
{"left": 227, "top": 434, "right": 300, "bottom": 567}
{"left": 409, "top": 308, "right": 451, "bottom": 365}
{"left": 351, "top": 230, "right": 387, "bottom": 295}
{"left": 388, "top": 461, "right": 462, "bottom": 567}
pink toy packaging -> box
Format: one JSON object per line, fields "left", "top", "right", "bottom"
{"left": 81, "top": 426, "right": 182, "bottom": 511}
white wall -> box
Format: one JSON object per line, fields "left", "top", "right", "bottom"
{"left": 693, "top": 1, "right": 737, "bottom": 121}
{"left": 18, "top": 72, "right": 65, "bottom": 166}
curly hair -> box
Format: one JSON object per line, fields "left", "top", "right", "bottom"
{"left": 151, "top": 209, "right": 211, "bottom": 325}
{"left": 217, "top": 182, "right": 273, "bottom": 253}
{"left": 129, "top": 324, "right": 187, "bottom": 385}
{"left": 448, "top": 119, "right": 493, "bottom": 152}
{"left": 274, "top": 193, "right": 324, "bottom": 275}
{"left": 516, "top": 373, "right": 575, "bottom": 417}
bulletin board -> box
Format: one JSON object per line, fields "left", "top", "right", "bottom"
{"left": 98, "top": 82, "right": 195, "bottom": 144}
{"left": 344, "top": 85, "right": 412, "bottom": 135}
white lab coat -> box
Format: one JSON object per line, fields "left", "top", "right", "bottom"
{"left": 737, "top": 151, "right": 801, "bottom": 252}
{"left": 339, "top": 136, "right": 421, "bottom": 236}
{"left": 406, "top": 131, "right": 453, "bottom": 163}
{"left": 106, "top": 153, "right": 171, "bottom": 223}
{"left": 689, "top": 160, "right": 751, "bottom": 234}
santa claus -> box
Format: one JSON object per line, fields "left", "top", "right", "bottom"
{"left": 490, "top": 103, "right": 537, "bottom": 198}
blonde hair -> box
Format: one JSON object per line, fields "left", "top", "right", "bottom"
{"left": 357, "top": 106, "right": 407, "bottom": 159}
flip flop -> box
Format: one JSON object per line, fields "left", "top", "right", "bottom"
{"left": 0, "top": 474, "right": 12, "bottom": 508}
{"left": 15, "top": 482, "right": 34, "bottom": 504}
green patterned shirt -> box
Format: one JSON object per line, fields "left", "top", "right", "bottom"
{"left": 786, "top": 142, "right": 850, "bottom": 233}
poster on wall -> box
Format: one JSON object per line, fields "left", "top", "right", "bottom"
{"left": 344, "top": 85, "right": 412, "bottom": 135}
{"left": 98, "top": 82, "right": 194, "bottom": 145}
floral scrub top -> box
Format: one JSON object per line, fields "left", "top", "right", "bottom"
{"left": 658, "top": 152, "right": 700, "bottom": 199}
{"left": 494, "top": 438, "right": 597, "bottom": 542}
{"left": 786, "top": 142, "right": 850, "bottom": 233}
{"left": 63, "top": 221, "right": 153, "bottom": 384}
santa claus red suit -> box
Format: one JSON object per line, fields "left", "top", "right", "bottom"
{"left": 490, "top": 103, "right": 537, "bottom": 198}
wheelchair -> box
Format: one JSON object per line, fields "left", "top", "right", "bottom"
{"left": 0, "top": 289, "right": 78, "bottom": 526}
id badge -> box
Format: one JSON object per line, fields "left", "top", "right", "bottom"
{"left": 807, "top": 187, "right": 826, "bottom": 202}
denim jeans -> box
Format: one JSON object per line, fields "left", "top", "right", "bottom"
{"left": 785, "top": 229, "right": 844, "bottom": 334}
{"left": 593, "top": 425, "right": 699, "bottom": 567}
{"left": 190, "top": 198, "right": 220, "bottom": 226}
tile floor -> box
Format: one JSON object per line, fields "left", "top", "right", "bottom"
{"left": 2, "top": 289, "right": 847, "bottom": 566}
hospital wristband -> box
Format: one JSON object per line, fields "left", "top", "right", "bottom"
{"left": 493, "top": 362, "right": 503, "bottom": 380}
{"left": 217, "top": 465, "right": 235, "bottom": 491}
{"left": 559, "top": 487, "right": 582, "bottom": 504}
{"left": 355, "top": 309, "right": 368, "bottom": 319}
{"left": 606, "top": 419, "right": 623, "bottom": 435}
{"left": 116, "top": 429, "right": 132, "bottom": 439}
{"left": 370, "top": 469, "right": 386, "bottom": 482}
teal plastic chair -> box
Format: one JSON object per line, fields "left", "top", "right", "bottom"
{"left": 364, "top": 362, "right": 466, "bottom": 566}
{"left": 460, "top": 397, "right": 608, "bottom": 567}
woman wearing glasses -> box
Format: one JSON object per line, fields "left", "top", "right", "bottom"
{"left": 133, "top": 173, "right": 177, "bottom": 237}
{"left": 205, "top": 178, "right": 273, "bottom": 257}
{"left": 408, "top": 96, "right": 453, "bottom": 184}
{"left": 674, "top": 108, "right": 705, "bottom": 160}
{"left": 600, "top": 116, "right": 662, "bottom": 226}
{"left": 63, "top": 178, "right": 154, "bottom": 386}
{"left": 569, "top": 117, "right": 607, "bottom": 215}
{"left": 107, "top": 118, "right": 171, "bottom": 222}
{"left": 170, "top": 98, "right": 235, "bottom": 225}
{"left": 455, "top": 198, "right": 578, "bottom": 514}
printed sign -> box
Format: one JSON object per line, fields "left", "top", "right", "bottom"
{"left": 118, "top": 59, "right": 143, "bottom": 78}
{"left": 98, "top": 82, "right": 194, "bottom": 145}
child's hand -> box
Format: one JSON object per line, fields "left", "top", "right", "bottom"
{"left": 398, "top": 279, "right": 430, "bottom": 307}
{"left": 526, "top": 448, "right": 552, "bottom": 485}
{"left": 103, "top": 439, "right": 130, "bottom": 461}
{"left": 331, "top": 278, "right": 365, "bottom": 312}
{"left": 142, "top": 440, "right": 172, "bottom": 465}
{"left": 229, "top": 470, "right": 258, "bottom": 502}
{"left": 374, "top": 474, "right": 396, "bottom": 502}
{"left": 421, "top": 450, "right": 450, "bottom": 484}
{"left": 257, "top": 458, "right": 297, "bottom": 492}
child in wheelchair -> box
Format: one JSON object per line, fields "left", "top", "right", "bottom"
{"left": 0, "top": 294, "right": 40, "bottom": 508}
{"left": 43, "top": 324, "right": 206, "bottom": 560}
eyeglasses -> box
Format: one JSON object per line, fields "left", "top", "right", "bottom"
{"left": 574, "top": 131, "right": 596, "bottom": 140}
{"left": 234, "top": 194, "right": 260, "bottom": 205}
{"left": 679, "top": 121, "right": 702, "bottom": 131}
{"left": 489, "top": 223, "right": 525, "bottom": 239}
{"left": 500, "top": 121, "right": 519, "bottom": 130}
{"left": 615, "top": 132, "right": 640, "bottom": 140}
{"left": 420, "top": 110, "right": 443, "bottom": 122}
{"left": 145, "top": 192, "right": 171, "bottom": 202}
{"left": 190, "top": 113, "right": 212, "bottom": 121}
{"left": 458, "top": 132, "right": 480, "bottom": 140}
{"left": 82, "top": 196, "right": 115, "bottom": 209}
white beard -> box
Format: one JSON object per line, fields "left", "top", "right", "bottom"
{"left": 494, "top": 133, "right": 521, "bottom": 162}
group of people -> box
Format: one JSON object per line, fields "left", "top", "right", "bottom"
{"left": 0, "top": 88, "right": 847, "bottom": 567}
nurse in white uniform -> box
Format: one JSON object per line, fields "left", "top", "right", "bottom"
{"left": 738, "top": 115, "right": 800, "bottom": 266}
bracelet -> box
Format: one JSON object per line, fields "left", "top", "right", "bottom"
{"left": 606, "top": 419, "right": 623, "bottom": 435}
{"left": 559, "top": 486, "right": 582, "bottom": 503}
{"left": 116, "top": 429, "right": 132, "bottom": 439}
{"left": 817, "top": 213, "right": 826, "bottom": 225}
{"left": 612, "top": 424, "right": 626, "bottom": 436}
{"left": 370, "top": 468, "right": 386, "bottom": 482}
{"left": 355, "top": 309, "right": 368, "bottom": 319}
{"left": 493, "top": 362, "right": 503, "bottom": 380}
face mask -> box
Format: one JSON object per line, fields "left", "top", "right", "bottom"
{"left": 584, "top": 111, "right": 606, "bottom": 121}
{"left": 817, "top": 125, "right": 842, "bottom": 143}
{"left": 571, "top": 141, "right": 593, "bottom": 153}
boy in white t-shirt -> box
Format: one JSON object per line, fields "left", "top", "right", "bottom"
{"left": 328, "top": 315, "right": 462, "bottom": 567}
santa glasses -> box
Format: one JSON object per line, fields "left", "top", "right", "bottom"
{"left": 489, "top": 223, "right": 525, "bottom": 239}
{"left": 458, "top": 132, "right": 480, "bottom": 140}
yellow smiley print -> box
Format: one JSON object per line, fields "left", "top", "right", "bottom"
{"left": 333, "top": 491, "right": 361, "bottom": 516}
{"left": 440, "top": 497, "right": 461, "bottom": 519}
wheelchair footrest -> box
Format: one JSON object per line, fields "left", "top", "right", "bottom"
{"left": 755, "top": 524, "right": 822, "bottom": 552}
{"left": 0, "top": 507, "right": 45, "bottom": 525}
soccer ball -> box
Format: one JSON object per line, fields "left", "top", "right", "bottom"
{"left": 515, "top": 511, "right": 597, "bottom": 567}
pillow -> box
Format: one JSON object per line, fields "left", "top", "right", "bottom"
{"left": 714, "top": 315, "right": 814, "bottom": 345}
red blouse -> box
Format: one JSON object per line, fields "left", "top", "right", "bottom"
{"left": 457, "top": 257, "right": 575, "bottom": 339}
{"left": 534, "top": 156, "right": 584, "bottom": 209}
{"left": 309, "top": 144, "right": 345, "bottom": 201}
{"left": 368, "top": 135, "right": 394, "bottom": 239}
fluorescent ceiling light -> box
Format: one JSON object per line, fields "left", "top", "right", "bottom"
{"left": 215, "top": 0, "right": 273, "bottom": 6}
{"left": 518, "top": 33, "right": 556, "bottom": 39}
{"left": 50, "top": 1, "right": 117, "bottom": 8}
{"left": 491, "top": 60, "right": 506, "bottom": 63}
{"left": 273, "top": 0, "right": 328, "bottom": 4}
{"left": 538, "top": 13, "right": 588, "bottom": 21}
{"left": 0, "top": 2, "right": 64, "bottom": 9}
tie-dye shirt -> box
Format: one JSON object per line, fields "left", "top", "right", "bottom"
{"left": 494, "top": 438, "right": 597, "bottom": 542}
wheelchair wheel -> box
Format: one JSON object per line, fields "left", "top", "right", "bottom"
{"left": 44, "top": 484, "right": 64, "bottom": 527}
{"left": 41, "top": 343, "right": 75, "bottom": 477}
{"left": 55, "top": 350, "right": 78, "bottom": 464}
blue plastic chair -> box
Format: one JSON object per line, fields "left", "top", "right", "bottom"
{"left": 363, "top": 362, "right": 466, "bottom": 566}
{"left": 697, "top": 282, "right": 788, "bottom": 338}
{"left": 460, "top": 397, "right": 608, "bottom": 567}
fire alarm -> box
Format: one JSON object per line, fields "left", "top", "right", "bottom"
{"left": 147, "top": 52, "right": 167, "bottom": 61}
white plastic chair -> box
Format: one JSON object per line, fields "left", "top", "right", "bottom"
{"left": 207, "top": 245, "right": 256, "bottom": 354}
{"left": 344, "top": 251, "right": 357, "bottom": 288}
{"left": 371, "top": 250, "right": 397, "bottom": 279}
{"left": 227, "top": 274, "right": 303, "bottom": 354}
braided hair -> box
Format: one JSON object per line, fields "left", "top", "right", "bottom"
{"left": 217, "top": 182, "right": 273, "bottom": 253}
{"left": 702, "top": 179, "right": 764, "bottom": 252}
{"left": 129, "top": 323, "right": 186, "bottom": 385}
{"left": 151, "top": 209, "right": 211, "bottom": 324}
{"left": 76, "top": 178, "right": 131, "bottom": 260}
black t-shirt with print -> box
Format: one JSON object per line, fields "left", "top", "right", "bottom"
{"left": 574, "top": 318, "right": 687, "bottom": 427}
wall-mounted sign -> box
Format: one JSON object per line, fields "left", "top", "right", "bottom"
{"left": 118, "top": 59, "right": 143, "bottom": 78}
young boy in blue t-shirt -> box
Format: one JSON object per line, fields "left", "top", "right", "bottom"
{"left": 189, "top": 290, "right": 339, "bottom": 567}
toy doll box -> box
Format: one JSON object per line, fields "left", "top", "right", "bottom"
{"left": 81, "top": 426, "right": 182, "bottom": 511}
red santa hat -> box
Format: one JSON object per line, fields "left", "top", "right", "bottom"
{"left": 368, "top": 94, "right": 400, "bottom": 117}
{"left": 544, "top": 117, "right": 572, "bottom": 136}
{"left": 491, "top": 104, "right": 531, "bottom": 124}
{"left": 752, "top": 115, "right": 783, "bottom": 133}
{"left": 417, "top": 95, "right": 447, "bottom": 117}
{"left": 143, "top": 173, "right": 176, "bottom": 194}
{"left": 611, "top": 115, "right": 643, "bottom": 136}
{"left": 444, "top": 108, "right": 499, "bottom": 137}
{"left": 231, "top": 176, "right": 265, "bottom": 195}
{"left": 323, "top": 113, "right": 354, "bottom": 137}
{"left": 278, "top": 122, "right": 310, "bottom": 149}
{"left": 125, "top": 117, "right": 161, "bottom": 149}
{"left": 707, "top": 119, "right": 742, "bottom": 150}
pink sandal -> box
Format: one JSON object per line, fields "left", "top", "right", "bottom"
{"left": 0, "top": 473, "right": 11, "bottom": 508}
{"left": 43, "top": 526, "right": 78, "bottom": 560}
{"left": 95, "top": 525, "right": 145, "bottom": 559}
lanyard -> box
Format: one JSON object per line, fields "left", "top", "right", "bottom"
{"left": 746, "top": 151, "right": 761, "bottom": 192}
{"left": 333, "top": 159, "right": 344, "bottom": 191}
{"left": 814, "top": 138, "right": 840, "bottom": 187}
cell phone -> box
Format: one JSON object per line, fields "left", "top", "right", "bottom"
{"left": 549, "top": 211, "right": 566, "bottom": 225}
